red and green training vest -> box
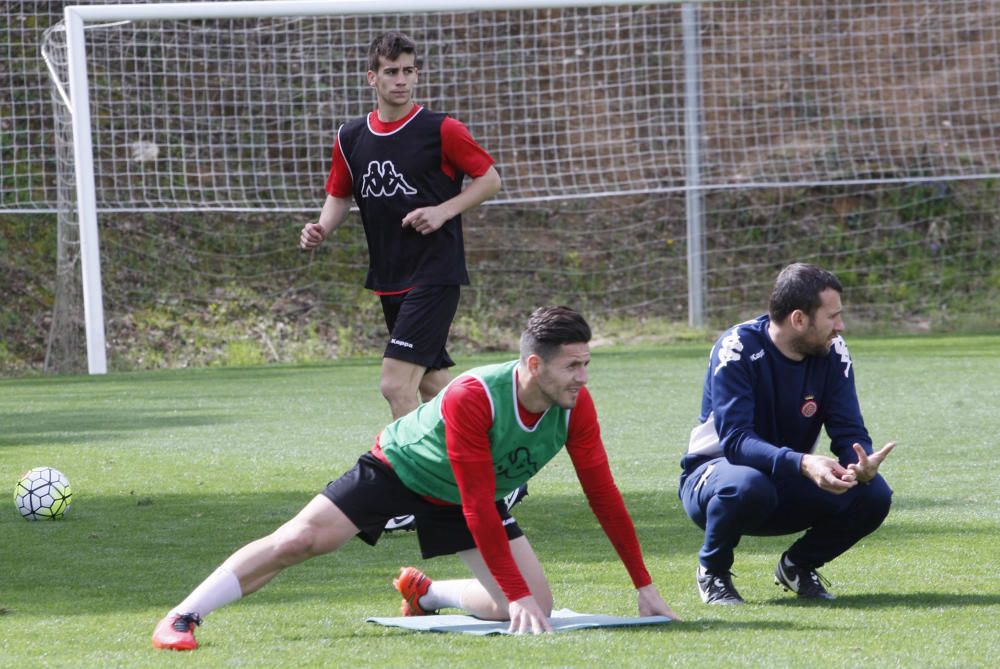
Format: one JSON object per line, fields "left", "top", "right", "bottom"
{"left": 380, "top": 360, "right": 569, "bottom": 504}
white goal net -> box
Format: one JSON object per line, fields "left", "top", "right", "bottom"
{"left": 25, "top": 0, "right": 1000, "bottom": 372}
{"left": 41, "top": 1, "right": 1000, "bottom": 209}
{"left": 43, "top": 3, "right": 690, "bottom": 211}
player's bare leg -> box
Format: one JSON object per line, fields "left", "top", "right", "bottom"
{"left": 393, "top": 537, "right": 551, "bottom": 622}
{"left": 223, "top": 495, "right": 360, "bottom": 594}
{"left": 380, "top": 357, "right": 426, "bottom": 419}
{"left": 153, "top": 496, "right": 359, "bottom": 650}
{"left": 455, "top": 536, "right": 553, "bottom": 620}
{"left": 419, "top": 368, "right": 451, "bottom": 402}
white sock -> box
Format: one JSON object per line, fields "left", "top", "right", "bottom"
{"left": 170, "top": 566, "right": 243, "bottom": 619}
{"left": 420, "top": 579, "right": 474, "bottom": 611}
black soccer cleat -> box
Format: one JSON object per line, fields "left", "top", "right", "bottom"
{"left": 696, "top": 565, "right": 744, "bottom": 605}
{"left": 384, "top": 515, "right": 416, "bottom": 533}
{"left": 503, "top": 484, "right": 529, "bottom": 511}
{"left": 774, "top": 552, "right": 835, "bottom": 600}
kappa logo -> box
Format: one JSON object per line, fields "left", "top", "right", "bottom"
{"left": 360, "top": 160, "right": 417, "bottom": 198}
{"left": 693, "top": 462, "right": 717, "bottom": 492}
{"left": 831, "top": 336, "right": 852, "bottom": 378}
{"left": 714, "top": 331, "right": 744, "bottom": 375}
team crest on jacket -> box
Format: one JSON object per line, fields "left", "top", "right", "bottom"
{"left": 800, "top": 396, "right": 818, "bottom": 418}
{"left": 361, "top": 160, "right": 417, "bottom": 198}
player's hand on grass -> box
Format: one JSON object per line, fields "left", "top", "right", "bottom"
{"left": 299, "top": 222, "right": 327, "bottom": 250}
{"left": 800, "top": 453, "right": 858, "bottom": 494}
{"left": 848, "top": 441, "right": 896, "bottom": 483}
{"left": 507, "top": 595, "right": 553, "bottom": 635}
{"left": 402, "top": 205, "right": 449, "bottom": 235}
{"left": 637, "top": 584, "right": 681, "bottom": 621}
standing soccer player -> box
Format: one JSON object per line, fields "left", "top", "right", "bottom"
{"left": 151, "top": 306, "right": 679, "bottom": 650}
{"left": 299, "top": 31, "right": 500, "bottom": 420}
{"left": 679, "top": 263, "right": 896, "bottom": 604}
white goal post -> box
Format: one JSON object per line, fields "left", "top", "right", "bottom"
{"left": 62, "top": 0, "right": 691, "bottom": 374}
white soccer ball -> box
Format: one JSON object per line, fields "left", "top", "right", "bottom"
{"left": 14, "top": 466, "right": 73, "bottom": 520}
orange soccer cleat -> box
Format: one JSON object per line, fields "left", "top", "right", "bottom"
{"left": 392, "top": 566, "right": 434, "bottom": 616}
{"left": 151, "top": 612, "right": 202, "bottom": 651}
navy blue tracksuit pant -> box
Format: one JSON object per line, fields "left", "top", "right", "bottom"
{"left": 679, "top": 457, "right": 893, "bottom": 572}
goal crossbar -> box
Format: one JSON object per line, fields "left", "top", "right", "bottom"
{"left": 66, "top": 0, "right": 686, "bottom": 22}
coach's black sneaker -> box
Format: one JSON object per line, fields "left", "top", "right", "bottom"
{"left": 503, "top": 484, "right": 529, "bottom": 511}
{"left": 774, "top": 552, "right": 835, "bottom": 599}
{"left": 384, "top": 515, "right": 416, "bottom": 533}
{"left": 696, "top": 565, "right": 744, "bottom": 605}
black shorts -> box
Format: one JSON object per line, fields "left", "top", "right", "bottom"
{"left": 380, "top": 285, "right": 460, "bottom": 370}
{"left": 322, "top": 452, "right": 523, "bottom": 559}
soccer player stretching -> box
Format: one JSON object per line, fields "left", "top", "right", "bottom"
{"left": 679, "top": 263, "right": 895, "bottom": 604}
{"left": 152, "top": 306, "right": 678, "bottom": 650}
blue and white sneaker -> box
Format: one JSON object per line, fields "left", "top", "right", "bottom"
{"left": 696, "top": 565, "right": 744, "bottom": 605}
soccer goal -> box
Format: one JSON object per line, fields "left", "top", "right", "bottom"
{"left": 50, "top": 0, "right": 702, "bottom": 373}
{"left": 43, "top": 0, "right": 1000, "bottom": 373}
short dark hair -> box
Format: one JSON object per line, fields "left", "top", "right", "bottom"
{"left": 519, "top": 306, "right": 592, "bottom": 362}
{"left": 768, "top": 263, "right": 843, "bottom": 323}
{"left": 367, "top": 31, "right": 417, "bottom": 72}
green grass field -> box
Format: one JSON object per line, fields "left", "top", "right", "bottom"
{"left": 1, "top": 336, "right": 998, "bottom": 668}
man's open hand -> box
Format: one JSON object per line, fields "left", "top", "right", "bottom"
{"left": 848, "top": 441, "right": 896, "bottom": 483}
